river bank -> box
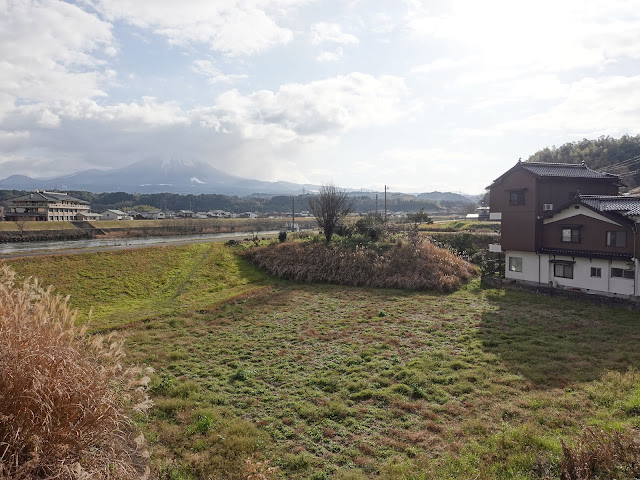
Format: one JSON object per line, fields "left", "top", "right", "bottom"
{"left": 0, "top": 217, "right": 318, "bottom": 243}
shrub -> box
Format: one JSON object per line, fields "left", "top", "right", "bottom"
{"left": 355, "top": 214, "right": 385, "bottom": 241}
{"left": 242, "top": 235, "right": 477, "bottom": 292}
{"left": 278, "top": 231, "right": 287, "bottom": 243}
{"left": 0, "top": 265, "right": 151, "bottom": 479}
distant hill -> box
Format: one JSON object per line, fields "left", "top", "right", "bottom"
{"left": 416, "top": 191, "right": 475, "bottom": 203}
{"left": 526, "top": 134, "right": 640, "bottom": 190}
{"left": 0, "top": 158, "right": 319, "bottom": 196}
{"left": 0, "top": 159, "right": 482, "bottom": 203}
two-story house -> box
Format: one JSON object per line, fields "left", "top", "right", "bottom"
{"left": 4, "top": 191, "right": 91, "bottom": 222}
{"left": 488, "top": 161, "right": 639, "bottom": 298}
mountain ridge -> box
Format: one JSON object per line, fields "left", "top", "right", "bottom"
{"left": 0, "top": 159, "right": 479, "bottom": 201}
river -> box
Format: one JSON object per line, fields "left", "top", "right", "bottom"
{"left": 0, "top": 230, "right": 282, "bottom": 256}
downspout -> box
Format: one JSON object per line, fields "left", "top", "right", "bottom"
{"left": 538, "top": 254, "right": 541, "bottom": 285}
{"left": 634, "top": 224, "right": 638, "bottom": 298}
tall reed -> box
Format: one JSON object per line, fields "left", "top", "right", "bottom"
{"left": 0, "top": 265, "right": 151, "bottom": 479}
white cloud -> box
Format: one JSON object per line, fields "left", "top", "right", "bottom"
{"left": 316, "top": 47, "right": 343, "bottom": 62}
{"left": 470, "top": 74, "right": 570, "bottom": 109}
{"left": 84, "top": 0, "right": 304, "bottom": 56}
{"left": 0, "top": 0, "right": 114, "bottom": 108}
{"left": 192, "top": 60, "right": 248, "bottom": 85}
{"left": 0, "top": 73, "right": 411, "bottom": 185}
{"left": 405, "top": 0, "right": 640, "bottom": 78}
{"left": 210, "top": 73, "right": 411, "bottom": 143}
{"left": 310, "top": 22, "right": 359, "bottom": 45}
{"left": 411, "top": 58, "right": 466, "bottom": 74}
{"left": 377, "top": 147, "right": 495, "bottom": 192}
{"left": 500, "top": 75, "right": 640, "bottom": 136}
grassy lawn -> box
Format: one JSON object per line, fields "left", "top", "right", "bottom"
{"left": 3, "top": 244, "right": 640, "bottom": 479}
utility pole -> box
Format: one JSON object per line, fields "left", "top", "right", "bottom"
{"left": 291, "top": 196, "right": 295, "bottom": 231}
{"left": 384, "top": 185, "right": 387, "bottom": 223}
{"left": 375, "top": 193, "right": 378, "bottom": 215}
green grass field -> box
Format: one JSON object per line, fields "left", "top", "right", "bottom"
{"left": 0, "top": 221, "right": 78, "bottom": 231}
{"left": 3, "top": 243, "right": 640, "bottom": 479}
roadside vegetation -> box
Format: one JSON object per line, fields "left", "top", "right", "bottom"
{"left": 3, "top": 241, "right": 640, "bottom": 479}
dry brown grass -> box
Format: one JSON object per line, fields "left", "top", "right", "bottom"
{"left": 243, "top": 236, "right": 477, "bottom": 291}
{"left": 0, "top": 265, "right": 151, "bottom": 479}
{"left": 560, "top": 427, "right": 640, "bottom": 479}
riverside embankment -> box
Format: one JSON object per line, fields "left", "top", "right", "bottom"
{"left": 0, "top": 217, "right": 318, "bottom": 243}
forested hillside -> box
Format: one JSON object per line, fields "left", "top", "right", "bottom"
{"left": 527, "top": 134, "right": 640, "bottom": 189}
{"left": 0, "top": 190, "right": 451, "bottom": 214}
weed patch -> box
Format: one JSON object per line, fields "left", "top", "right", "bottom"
{"left": 243, "top": 236, "right": 477, "bottom": 291}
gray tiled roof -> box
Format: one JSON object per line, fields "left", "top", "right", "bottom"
{"left": 11, "top": 191, "right": 89, "bottom": 204}
{"left": 538, "top": 247, "right": 633, "bottom": 261}
{"left": 579, "top": 195, "right": 640, "bottom": 217}
{"left": 520, "top": 162, "right": 619, "bottom": 180}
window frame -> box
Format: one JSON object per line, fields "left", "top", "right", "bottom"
{"left": 590, "top": 267, "right": 601, "bottom": 278}
{"left": 508, "top": 256, "right": 523, "bottom": 273}
{"left": 554, "top": 263, "right": 573, "bottom": 279}
{"left": 611, "top": 267, "right": 634, "bottom": 279}
{"left": 561, "top": 227, "right": 581, "bottom": 243}
{"left": 508, "top": 190, "right": 526, "bottom": 206}
{"left": 606, "top": 231, "right": 627, "bottom": 248}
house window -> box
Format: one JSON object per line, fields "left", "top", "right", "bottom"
{"left": 561, "top": 228, "right": 581, "bottom": 243}
{"left": 509, "top": 191, "right": 525, "bottom": 206}
{"left": 606, "top": 231, "right": 627, "bottom": 248}
{"left": 508, "top": 257, "right": 523, "bottom": 272}
{"left": 611, "top": 268, "right": 635, "bottom": 279}
{"left": 554, "top": 263, "right": 573, "bottom": 279}
{"left": 590, "top": 267, "right": 601, "bottom": 278}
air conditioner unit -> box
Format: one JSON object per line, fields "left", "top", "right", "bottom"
{"left": 543, "top": 204, "right": 553, "bottom": 211}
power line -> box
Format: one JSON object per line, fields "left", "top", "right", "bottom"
{"left": 596, "top": 154, "right": 640, "bottom": 172}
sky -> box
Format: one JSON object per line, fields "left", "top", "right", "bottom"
{"left": 1, "top": 0, "right": 640, "bottom": 194}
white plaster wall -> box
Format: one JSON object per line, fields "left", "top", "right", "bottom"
{"left": 505, "top": 253, "right": 638, "bottom": 297}
{"left": 545, "top": 257, "right": 635, "bottom": 297}
{"left": 505, "top": 251, "right": 540, "bottom": 282}
{"left": 609, "top": 260, "right": 636, "bottom": 296}
{"left": 547, "top": 257, "right": 610, "bottom": 293}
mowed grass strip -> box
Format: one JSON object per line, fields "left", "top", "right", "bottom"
{"left": 4, "top": 244, "right": 640, "bottom": 479}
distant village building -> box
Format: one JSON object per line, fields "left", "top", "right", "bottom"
{"left": 208, "top": 210, "right": 232, "bottom": 218}
{"left": 100, "top": 209, "right": 132, "bottom": 221}
{"left": 147, "top": 210, "right": 166, "bottom": 220}
{"left": 4, "top": 191, "right": 90, "bottom": 222}
{"left": 76, "top": 212, "right": 102, "bottom": 221}
{"left": 178, "top": 210, "right": 195, "bottom": 218}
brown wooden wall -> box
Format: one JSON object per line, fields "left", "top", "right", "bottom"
{"left": 542, "top": 212, "right": 637, "bottom": 256}
{"left": 489, "top": 165, "right": 621, "bottom": 253}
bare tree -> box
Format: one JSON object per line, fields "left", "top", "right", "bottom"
{"left": 308, "top": 184, "right": 354, "bottom": 242}
{"left": 16, "top": 220, "right": 26, "bottom": 239}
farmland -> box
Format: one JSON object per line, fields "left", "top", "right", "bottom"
{"left": 3, "top": 242, "right": 640, "bottom": 479}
